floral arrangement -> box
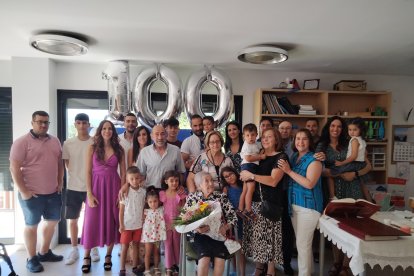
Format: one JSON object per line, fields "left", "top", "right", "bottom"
{"left": 173, "top": 201, "right": 213, "bottom": 226}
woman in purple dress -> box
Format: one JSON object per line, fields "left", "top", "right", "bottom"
{"left": 81, "top": 120, "right": 126, "bottom": 273}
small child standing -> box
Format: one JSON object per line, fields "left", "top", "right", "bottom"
{"left": 141, "top": 186, "right": 166, "bottom": 276}
{"left": 159, "top": 171, "right": 186, "bottom": 276}
{"left": 238, "top": 123, "right": 265, "bottom": 219}
{"left": 328, "top": 117, "right": 371, "bottom": 200}
{"left": 119, "top": 167, "right": 146, "bottom": 276}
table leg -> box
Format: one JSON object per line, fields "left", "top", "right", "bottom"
{"left": 319, "top": 231, "right": 325, "bottom": 276}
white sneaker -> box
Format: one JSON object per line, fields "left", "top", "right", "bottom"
{"left": 64, "top": 247, "right": 79, "bottom": 265}
{"left": 91, "top": 247, "right": 100, "bottom": 262}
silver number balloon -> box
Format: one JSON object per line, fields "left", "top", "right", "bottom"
{"left": 102, "top": 60, "right": 131, "bottom": 125}
{"left": 184, "top": 66, "right": 233, "bottom": 129}
{"left": 133, "top": 64, "right": 183, "bottom": 128}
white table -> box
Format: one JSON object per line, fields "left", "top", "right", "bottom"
{"left": 319, "top": 211, "right": 414, "bottom": 276}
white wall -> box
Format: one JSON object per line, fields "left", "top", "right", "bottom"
{"left": 2, "top": 60, "right": 414, "bottom": 205}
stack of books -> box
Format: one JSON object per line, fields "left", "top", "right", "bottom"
{"left": 298, "top": 104, "right": 316, "bottom": 115}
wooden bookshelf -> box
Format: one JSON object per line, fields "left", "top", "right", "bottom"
{"left": 254, "top": 88, "right": 391, "bottom": 184}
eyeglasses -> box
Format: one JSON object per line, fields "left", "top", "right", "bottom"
{"left": 33, "top": 120, "right": 50, "bottom": 126}
{"left": 223, "top": 173, "right": 235, "bottom": 179}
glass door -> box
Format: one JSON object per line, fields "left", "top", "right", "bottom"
{"left": 57, "top": 90, "right": 108, "bottom": 243}
{"left": 0, "top": 87, "right": 13, "bottom": 244}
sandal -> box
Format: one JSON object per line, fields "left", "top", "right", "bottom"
{"left": 328, "top": 262, "right": 342, "bottom": 276}
{"left": 119, "top": 269, "right": 126, "bottom": 276}
{"left": 81, "top": 256, "right": 91, "bottom": 274}
{"left": 254, "top": 266, "right": 266, "bottom": 276}
{"left": 236, "top": 209, "right": 249, "bottom": 220}
{"left": 132, "top": 264, "right": 145, "bottom": 274}
{"left": 154, "top": 267, "right": 162, "bottom": 275}
{"left": 143, "top": 270, "right": 152, "bottom": 276}
{"left": 103, "top": 255, "right": 112, "bottom": 271}
{"left": 166, "top": 268, "right": 174, "bottom": 276}
{"left": 243, "top": 210, "right": 257, "bottom": 221}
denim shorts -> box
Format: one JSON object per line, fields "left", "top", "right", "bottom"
{"left": 18, "top": 192, "right": 62, "bottom": 226}
{"left": 241, "top": 163, "right": 258, "bottom": 174}
{"left": 65, "top": 189, "right": 86, "bottom": 219}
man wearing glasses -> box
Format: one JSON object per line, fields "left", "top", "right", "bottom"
{"left": 10, "top": 110, "right": 64, "bottom": 273}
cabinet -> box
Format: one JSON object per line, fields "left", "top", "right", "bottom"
{"left": 254, "top": 89, "right": 391, "bottom": 184}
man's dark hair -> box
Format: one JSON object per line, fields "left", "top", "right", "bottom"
{"left": 191, "top": 114, "right": 202, "bottom": 121}
{"left": 32, "top": 111, "right": 49, "bottom": 120}
{"left": 163, "top": 117, "right": 179, "bottom": 128}
{"left": 74, "top": 113, "right": 89, "bottom": 122}
{"left": 260, "top": 117, "right": 274, "bottom": 126}
{"left": 125, "top": 112, "right": 137, "bottom": 118}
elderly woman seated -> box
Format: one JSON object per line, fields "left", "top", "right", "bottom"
{"left": 184, "top": 171, "right": 237, "bottom": 276}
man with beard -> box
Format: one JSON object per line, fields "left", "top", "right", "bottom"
{"left": 119, "top": 113, "right": 138, "bottom": 170}
{"left": 181, "top": 114, "right": 204, "bottom": 170}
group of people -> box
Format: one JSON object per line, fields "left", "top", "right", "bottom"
{"left": 10, "top": 110, "right": 372, "bottom": 276}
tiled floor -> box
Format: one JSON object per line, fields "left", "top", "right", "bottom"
{"left": 2, "top": 242, "right": 413, "bottom": 275}
{"left": 1, "top": 243, "right": 307, "bottom": 276}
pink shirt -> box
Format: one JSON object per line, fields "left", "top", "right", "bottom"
{"left": 10, "top": 132, "right": 62, "bottom": 194}
{"left": 159, "top": 190, "right": 186, "bottom": 230}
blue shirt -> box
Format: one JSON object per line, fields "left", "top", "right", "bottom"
{"left": 288, "top": 151, "right": 323, "bottom": 214}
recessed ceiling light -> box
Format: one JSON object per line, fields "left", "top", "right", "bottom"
{"left": 238, "top": 46, "right": 288, "bottom": 64}
{"left": 30, "top": 34, "right": 88, "bottom": 56}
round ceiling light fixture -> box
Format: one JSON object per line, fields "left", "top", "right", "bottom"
{"left": 30, "top": 34, "right": 88, "bottom": 56}
{"left": 238, "top": 45, "right": 288, "bottom": 64}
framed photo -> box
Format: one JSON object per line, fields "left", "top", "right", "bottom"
{"left": 392, "top": 125, "right": 414, "bottom": 163}
{"left": 303, "top": 79, "right": 320, "bottom": 90}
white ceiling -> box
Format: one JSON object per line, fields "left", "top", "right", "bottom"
{"left": 2, "top": 0, "right": 414, "bottom": 76}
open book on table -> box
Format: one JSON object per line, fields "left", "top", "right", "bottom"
{"left": 324, "top": 198, "right": 411, "bottom": 240}
{"left": 324, "top": 198, "right": 380, "bottom": 218}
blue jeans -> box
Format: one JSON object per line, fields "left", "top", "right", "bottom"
{"left": 18, "top": 192, "right": 62, "bottom": 226}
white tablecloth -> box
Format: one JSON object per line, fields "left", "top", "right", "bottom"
{"left": 319, "top": 211, "right": 414, "bottom": 275}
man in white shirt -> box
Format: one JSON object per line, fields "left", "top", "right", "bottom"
{"left": 181, "top": 114, "right": 204, "bottom": 170}
{"left": 62, "top": 113, "right": 100, "bottom": 265}
{"left": 119, "top": 113, "right": 138, "bottom": 169}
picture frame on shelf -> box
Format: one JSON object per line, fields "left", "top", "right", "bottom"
{"left": 303, "top": 79, "right": 320, "bottom": 90}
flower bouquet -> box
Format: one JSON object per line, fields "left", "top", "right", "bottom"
{"left": 174, "top": 201, "right": 241, "bottom": 254}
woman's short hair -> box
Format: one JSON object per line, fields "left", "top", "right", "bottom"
{"left": 194, "top": 171, "right": 211, "bottom": 187}
{"left": 262, "top": 128, "right": 283, "bottom": 152}
{"left": 205, "top": 131, "right": 224, "bottom": 147}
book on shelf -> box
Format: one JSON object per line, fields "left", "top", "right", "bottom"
{"left": 270, "top": 94, "right": 284, "bottom": 114}
{"left": 277, "top": 96, "right": 299, "bottom": 114}
{"left": 298, "top": 110, "right": 317, "bottom": 115}
{"left": 337, "top": 217, "right": 411, "bottom": 240}
{"left": 324, "top": 198, "right": 380, "bottom": 218}
{"left": 262, "top": 94, "right": 275, "bottom": 114}
{"left": 299, "top": 104, "right": 314, "bottom": 111}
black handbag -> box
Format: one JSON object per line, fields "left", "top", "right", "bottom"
{"left": 258, "top": 183, "right": 283, "bottom": 221}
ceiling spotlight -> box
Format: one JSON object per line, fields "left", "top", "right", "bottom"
{"left": 238, "top": 45, "right": 288, "bottom": 64}
{"left": 30, "top": 34, "right": 88, "bottom": 56}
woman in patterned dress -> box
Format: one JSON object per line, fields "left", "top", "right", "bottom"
{"left": 316, "top": 116, "right": 372, "bottom": 276}
{"left": 240, "top": 128, "right": 287, "bottom": 276}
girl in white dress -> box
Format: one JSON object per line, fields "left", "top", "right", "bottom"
{"left": 141, "top": 186, "right": 166, "bottom": 276}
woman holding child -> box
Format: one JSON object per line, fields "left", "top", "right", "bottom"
{"left": 240, "top": 128, "right": 287, "bottom": 276}
{"left": 316, "top": 116, "right": 372, "bottom": 276}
